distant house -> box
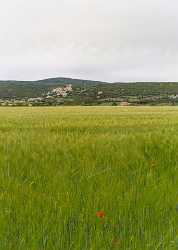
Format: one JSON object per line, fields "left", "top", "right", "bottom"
{"left": 28, "top": 97, "right": 43, "bottom": 102}
{"left": 169, "top": 94, "right": 178, "bottom": 99}
{"left": 64, "top": 84, "right": 72, "bottom": 92}
{"left": 120, "top": 101, "right": 130, "bottom": 106}
{"left": 50, "top": 84, "right": 73, "bottom": 97}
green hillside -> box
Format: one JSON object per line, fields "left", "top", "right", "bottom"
{"left": 1, "top": 78, "right": 178, "bottom": 105}
{"left": 0, "top": 78, "right": 106, "bottom": 98}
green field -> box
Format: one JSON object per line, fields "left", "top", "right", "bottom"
{"left": 1, "top": 107, "right": 178, "bottom": 249}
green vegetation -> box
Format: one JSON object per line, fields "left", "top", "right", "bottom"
{"left": 0, "top": 78, "right": 106, "bottom": 98}
{"left": 1, "top": 106, "right": 178, "bottom": 249}
{"left": 1, "top": 78, "right": 178, "bottom": 105}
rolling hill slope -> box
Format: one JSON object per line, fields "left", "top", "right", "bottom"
{"left": 0, "top": 77, "right": 178, "bottom": 105}
{"left": 0, "top": 78, "right": 106, "bottom": 98}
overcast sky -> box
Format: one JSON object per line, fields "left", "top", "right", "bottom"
{"left": 0, "top": 0, "right": 178, "bottom": 82}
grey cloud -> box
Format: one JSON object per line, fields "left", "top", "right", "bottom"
{"left": 0, "top": 0, "right": 178, "bottom": 81}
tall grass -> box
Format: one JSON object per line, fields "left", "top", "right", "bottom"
{"left": 0, "top": 107, "right": 178, "bottom": 249}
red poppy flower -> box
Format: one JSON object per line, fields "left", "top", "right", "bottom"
{"left": 96, "top": 211, "right": 105, "bottom": 218}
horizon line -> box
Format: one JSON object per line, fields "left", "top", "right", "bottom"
{"left": 0, "top": 76, "right": 178, "bottom": 84}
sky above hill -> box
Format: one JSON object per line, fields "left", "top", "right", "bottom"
{"left": 0, "top": 0, "right": 178, "bottom": 82}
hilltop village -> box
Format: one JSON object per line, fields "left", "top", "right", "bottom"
{"left": 0, "top": 83, "right": 133, "bottom": 106}
{"left": 0, "top": 84, "right": 74, "bottom": 106}
{"left": 0, "top": 80, "right": 178, "bottom": 106}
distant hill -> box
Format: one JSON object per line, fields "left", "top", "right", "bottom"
{"left": 1, "top": 77, "right": 178, "bottom": 105}
{"left": 0, "top": 77, "right": 107, "bottom": 98}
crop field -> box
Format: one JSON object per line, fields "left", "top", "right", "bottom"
{"left": 1, "top": 107, "right": 178, "bottom": 249}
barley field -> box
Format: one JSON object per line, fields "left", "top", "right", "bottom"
{"left": 1, "top": 107, "right": 178, "bottom": 250}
